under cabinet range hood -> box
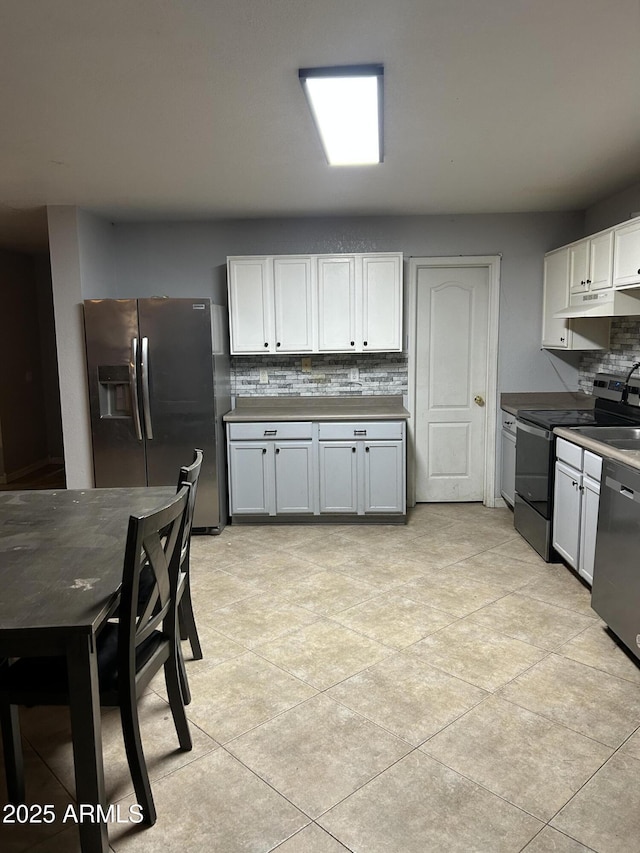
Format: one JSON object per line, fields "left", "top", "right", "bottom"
{"left": 555, "top": 288, "right": 640, "bottom": 318}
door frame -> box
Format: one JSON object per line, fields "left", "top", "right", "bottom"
{"left": 406, "top": 256, "right": 501, "bottom": 507}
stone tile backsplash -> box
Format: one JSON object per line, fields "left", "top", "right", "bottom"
{"left": 231, "top": 354, "right": 408, "bottom": 397}
{"left": 578, "top": 318, "right": 640, "bottom": 392}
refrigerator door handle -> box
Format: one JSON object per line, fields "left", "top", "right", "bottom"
{"left": 141, "top": 336, "right": 154, "bottom": 439}
{"left": 129, "top": 337, "right": 143, "bottom": 441}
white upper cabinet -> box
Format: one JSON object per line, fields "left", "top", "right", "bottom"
{"left": 568, "top": 240, "right": 590, "bottom": 295}
{"left": 273, "top": 257, "right": 315, "bottom": 352}
{"left": 542, "top": 246, "right": 610, "bottom": 351}
{"left": 228, "top": 252, "right": 403, "bottom": 355}
{"left": 589, "top": 231, "right": 614, "bottom": 291}
{"left": 228, "top": 257, "right": 273, "bottom": 353}
{"left": 317, "top": 256, "right": 357, "bottom": 351}
{"left": 542, "top": 247, "right": 571, "bottom": 348}
{"left": 361, "top": 254, "right": 403, "bottom": 351}
{"left": 568, "top": 231, "right": 613, "bottom": 295}
{"left": 613, "top": 219, "right": 640, "bottom": 288}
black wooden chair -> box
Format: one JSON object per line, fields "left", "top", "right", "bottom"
{"left": 175, "top": 449, "right": 204, "bottom": 663}
{"left": 0, "top": 486, "right": 192, "bottom": 827}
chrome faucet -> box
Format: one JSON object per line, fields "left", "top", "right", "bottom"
{"left": 622, "top": 361, "right": 640, "bottom": 402}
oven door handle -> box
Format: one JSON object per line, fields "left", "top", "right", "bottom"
{"left": 516, "top": 421, "right": 553, "bottom": 440}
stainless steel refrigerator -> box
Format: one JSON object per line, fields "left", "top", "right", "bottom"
{"left": 83, "top": 297, "right": 230, "bottom": 532}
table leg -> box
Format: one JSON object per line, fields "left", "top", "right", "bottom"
{"left": 0, "top": 701, "right": 24, "bottom": 803}
{"left": 66, "top": 634, "right": 109, "bottom": 853}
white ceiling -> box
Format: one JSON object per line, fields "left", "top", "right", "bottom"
{"left": 1, "top": 0, "right": 639, "bottom": 252}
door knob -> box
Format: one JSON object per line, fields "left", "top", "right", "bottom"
{"left": 474, "top": 395, "right": 485, "bottom": 407}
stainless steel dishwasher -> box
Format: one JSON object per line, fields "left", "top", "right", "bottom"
{"left": 591, "top": 457, "right": 640, "bottom": 662}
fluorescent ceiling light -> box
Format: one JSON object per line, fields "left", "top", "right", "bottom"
{"left": 299, "top": 64, "right": 384, "bottom": 166}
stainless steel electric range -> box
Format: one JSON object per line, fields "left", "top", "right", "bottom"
{"left": 513, "top": 374, "right": 640, "bottom": 561}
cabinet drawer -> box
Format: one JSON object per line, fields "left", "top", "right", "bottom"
{"left": 228, "top": 421, "right": 312, "bottom": 440}
{"left": 583, "top": 450, "right": 602, "bottom": 482}
{"left": 318, "top": 421, "right": 404, "bottom": 441}
{"left": 501, "top": 411, "right": 517, "bottom": 434}
{"left": 556, "top": 437, "right": 583, "bottom": 469}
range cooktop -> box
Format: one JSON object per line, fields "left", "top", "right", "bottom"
{"left": 516, "top": 408, "right": 635, "bottom": 430}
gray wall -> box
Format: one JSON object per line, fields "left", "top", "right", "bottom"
{"left": 584, "top": 179, "right": 640, "bottom": 233}
{"left": 50, "top": 206, "right": 588, "bottom": 487}
{"left": 110, "top": 212, "right": 586, "bottom": 398}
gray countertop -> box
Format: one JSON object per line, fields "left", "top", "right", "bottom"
{"left": 223, "top": 395, "right": 410, "bottom": 422}
{"left": 500, "top": 391, "right": 594, "bottom": 417}
{"left": 554, "top": 426, "right": 640, "bottom": 471}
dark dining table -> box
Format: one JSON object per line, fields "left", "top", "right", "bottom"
{"left": 0, "top": 486, "right": 174, "bottom": 853}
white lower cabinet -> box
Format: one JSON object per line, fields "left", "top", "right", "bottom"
{"left": 553, "top": 459, "right": 582, "bottom": 569}
{"left": 552, "top": 438, "right": 602, "bottom": 585}
{"left": 318, "top": 421, "right": 406, "bottom": 516}
{"left": 578, "top": 473, "right": 600, "bottom": 586}
{"left": 227, "top": 422, "right": 315, "bottom": 517}
{"left": 500, "top": 410, "right": 517, "bottom": 507}
{"left": 228, "top": 442, "right": 271, "bottom": 514}
{"left": 227, "top": 419, "right": 406, "bottom": 519}
{"left": 318, "top": 436, "right": 405, "bottom": 515}
{"left": 274, "top": 442, "right": 315, "bottom": 514}
{"left": 318, "top": 442, "right": 359, "bottom": 513}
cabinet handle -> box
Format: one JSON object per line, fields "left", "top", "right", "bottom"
{"left": 365, "top": 446, "right": 370, "bottom": 452}
{"left": 264, "top": 342, "right": 269, "bottom": 348}
{"left": 352, "top": 447, "right": 356, "bottom": 452}
{"left": 275, "top": 448, "right": 280, "bottom": 454}
{"left": 264, "top": 429, "right": 277, "bottom": 436}
{"left": 363, "top": 341, "right": 368, "bottom": 347}
{"left": 560, "top": 336, "right": 565, "bottom": 342}
{"left": 262, "top": 448, "right": 267, "bottom": 454}
{"left": 276, "top": 342, "right": 281, "bottom": 347}
{"left": 354, "top": 429, "right": 367, "bottom": 435}
{"left": 350, "top": 341, "right": 355, "bottom": 346}
{"left": 586, "top": 279, "right": 591, "bottom": 284}
{"left": 572, "top": 480, "right": 578, "bottom": 487}
{"left": 637, "top": 268, "right": 640, "bottom": 275}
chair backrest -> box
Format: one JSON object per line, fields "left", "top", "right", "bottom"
{"left": 176, "top": 448, "right": 203, "bottom": 565}
{"left": 118, "top": 486, "right": 189, "bottom": 686}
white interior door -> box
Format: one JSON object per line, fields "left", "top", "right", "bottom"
{"left": 415, "top": 265, "right": 490, "bottom": 502}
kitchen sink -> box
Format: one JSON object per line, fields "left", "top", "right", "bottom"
{"left": 569, "top": 426, "right": 640, "bottom": 450}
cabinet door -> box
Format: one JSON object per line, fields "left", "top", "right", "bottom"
{"left": 363, "top": 441, "right": 404, "bottom": 513}
{"left": 578, "top": 474, "right": 600, "bottom": 587}
{"left": 568, "top": 240, "right": 590, "bottom": 294}
{"left": 274, "top": 442, "right": 315, "bottom": 514}
{"left": 228, "top": 258, "right": 273, "bottom": 353}
{"left": 613, "top": 219, "right": 640, "bottom": 288}
{"left": 318, "top": 442, "right": 358, "bottom": 512}
{"left": 317, "top": 257, "right": 357, "bottom": 351}
{"left": 552, "top": 460, "right": 582, "bottom": 569}
{"left": 228, "top": 442, "right": 272, "bottom": 514}
{"left": 361, "top": 255, "right": 402, "bottom": 352}
{"left": 273, "top": 257, "right": 315, "bottom": 353}
{"left": 542, "top": 248, "right": 571, "bottom": 349}
{"left": 500, "top": 428, "right": 517, "bottom": 507}
{"left": 589, "top": 231, "right": 614, "bottom": 291}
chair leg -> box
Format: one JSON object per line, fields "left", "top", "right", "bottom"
{"left": 177, "top": 641, "right": 191, "bottom": 706}
{"left": 178, "top": 580, "right": 203, "bottom": 661}
{"left": 164, "top": 653, "right": 192, "bottom": 752}
{"left": 0, "top": 702, "right": 25, "bottom": 804}
{"left": 119, "top": 698, "right": 156, "bottom": 826}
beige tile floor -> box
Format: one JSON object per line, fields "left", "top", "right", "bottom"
{"left": 3, "top": 503, "right": 640, "bottom": 852}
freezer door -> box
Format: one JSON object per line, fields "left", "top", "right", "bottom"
{"left": 137, "top": 298, "right": 219, "bottom": 527}
{"left": 83, "top": 299, "right": 147, "bottom": 486}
